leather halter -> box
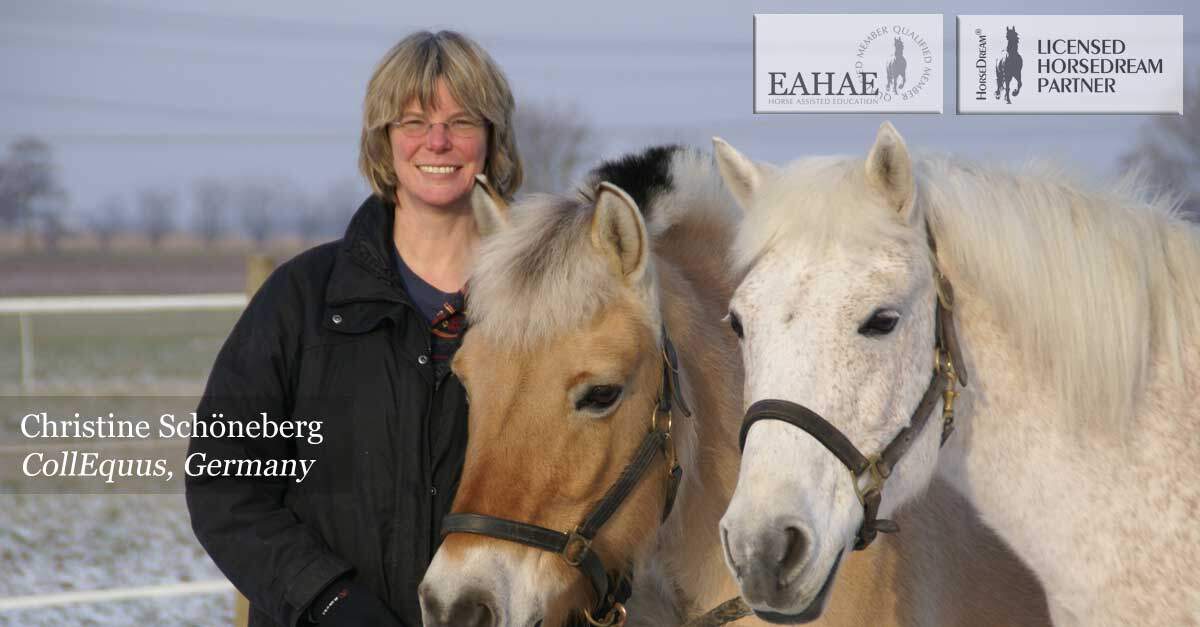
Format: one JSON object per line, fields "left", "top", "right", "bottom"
{"left": 441, "top": 328, "right": 691, "bottom": 627}
{"left": 737, "top": 228, "right": 969, "bottom": 551}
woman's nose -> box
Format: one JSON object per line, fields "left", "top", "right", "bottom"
{"left": 425, "top": 123, "right": 452, "bottom": 150}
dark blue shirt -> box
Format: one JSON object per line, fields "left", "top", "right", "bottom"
{"left": 391, "top": 245, "right": 467, "bottom": 380}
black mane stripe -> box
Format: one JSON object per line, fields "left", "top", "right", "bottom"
{"left": 584, "top": 145, "right": 682, "bottom": 218}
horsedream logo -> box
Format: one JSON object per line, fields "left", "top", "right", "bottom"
{"left": 957, "top": 15, "right": 1183, "bottom": 114}
{"left": 755, "top": 14, "right": 943, "bottom": 113}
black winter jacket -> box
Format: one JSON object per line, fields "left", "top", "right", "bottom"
{"left": 186, "top": 195, "right": 469, "bottom": 626}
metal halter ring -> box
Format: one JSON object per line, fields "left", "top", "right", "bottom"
{"left": 562, "top": 528, "right": 592, "bottom": 567}
{"left": 651, "top": 393, "right": 672, "bottom": 435}
{"left": 584, "top": 602, "right": 628, "bottom": 627}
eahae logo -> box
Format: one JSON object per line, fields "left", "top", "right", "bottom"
{"left": 755, "top": 14, "right": 943, "bottom": 113}
{"left": 958, "top": 15, "right": 1183, "bottom": 114}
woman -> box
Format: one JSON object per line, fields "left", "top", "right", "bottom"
{"left": 186, "top": 30, "right": 522, "bottom": 627}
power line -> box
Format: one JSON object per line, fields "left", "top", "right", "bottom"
{"left": 0, "top": 132, "right": 355, "bottom": 146}
{"left": 0, "top": 91, "right": 353, "bottom": 125}
{"left": 2, "top": 2, "right": 751, "bottom": 56}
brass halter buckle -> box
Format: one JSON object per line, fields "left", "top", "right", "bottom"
{"left": 937, "top": 348, "right": 959, "bottom": 443}
{"left": 584, "top": 602, "right": 628, "bottom": 627}
{"left": 651, "top": 404, "right": 672, "bottom": 435}
{"left": 651, "top": 390, "right": 676, "bottom": 474}
{"left": 852, "top": 455, "right": 886, "bottom": 507}
{"left": 562, "top": 527, "right": 592, "bottom": 567}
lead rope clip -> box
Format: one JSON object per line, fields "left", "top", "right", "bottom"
{"left": 584, "top": 602, "right": 627, "bottom": 627}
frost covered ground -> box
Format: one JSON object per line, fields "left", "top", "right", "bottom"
{"left": 1, "top": 308, "right": 242, "bottom": 625}
{"left": 1, "top": 494, "right": 232, "bottom": 626}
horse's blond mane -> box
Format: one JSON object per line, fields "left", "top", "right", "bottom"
{"left": 921, "top": 158, "right": 1200, "bottom": 432}
{"left": 734, "top": 153, "right": 1200, "bottom": 433}
{"left": 467, "top": 147, "right": 736, "bottom": 350}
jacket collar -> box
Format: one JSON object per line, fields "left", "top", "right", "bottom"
{"left": 326, "top": 194, "right": 410, "bottom": 307}
{"left": 322, "top": 195, "right": 415, "bottom": 335}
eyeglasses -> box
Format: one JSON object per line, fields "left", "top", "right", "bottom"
{"left": 389, "top": 117, "right": 486, "bottom": 139}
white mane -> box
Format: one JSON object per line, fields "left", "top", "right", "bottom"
{"left": 468, "top": 147, "right": 737, "bottom": 350}
{"left": 734, "top": 154, "right": 1200, "bottom": 432}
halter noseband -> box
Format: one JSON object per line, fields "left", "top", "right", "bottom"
{"left": 441, "top": 328, "right": 690, "bottom": 627}
{"left": 737, "top": 226, "right": 968, "bottom": 551}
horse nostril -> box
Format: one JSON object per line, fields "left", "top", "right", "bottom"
{"left": 447, "top": 598, "right": 496, "bottom": 627}
{"left": 721, "top": 525, "right": 743, "bottom": 578}
{"left": 779, "top": 525, "right": 810, "bottom": 580}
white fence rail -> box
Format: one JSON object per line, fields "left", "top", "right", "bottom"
{"left": 0, "top": 580, "right": 234, "bottom": 612}
{"left": 0, "top": 293, "right": 247, "bottom": 393}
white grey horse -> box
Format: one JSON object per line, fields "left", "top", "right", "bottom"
{"left": 715, "top": 123, "right": 1200, "bottom": 626}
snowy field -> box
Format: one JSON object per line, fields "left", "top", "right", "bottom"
{"left": 0, "top": 494, "right": 231, "bottom": 626}
{"left": 1, "top": 309, "right": 240, "bottom": 626}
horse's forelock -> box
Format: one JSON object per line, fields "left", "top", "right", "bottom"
{"left": 468, "top": 145, "right": 733, "bottom": 351}
{"left": 467, "top": 193, "right": 632, "bottom": 351}
{"left": 732, "top": 156, "right": 919, "bottom": 276}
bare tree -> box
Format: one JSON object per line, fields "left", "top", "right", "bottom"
{"left": 138, "top": 187, "right": 176, "bottom": 248}
{"left": 514, "top": 101, "right": 597, "bottom": 195}
{"left": 193, "top": 179, "right": 230, "bottom": 248}
{"left": 1119, "top": 68, "right": 1200, "bottom": 220}
{"left": 324, "top": 178, "right": 367, "bottom": 237}
{"left": 0, "top": 137, "right": 63, "bottom": 247}
{"left": 295, "top": 193, "right": 326, "bottom": 244}
{"left": 237, "top": 180, "right": 278, "bottom": 245}
{"left": 40, "top": 207, "right": 68, "bottom": 252}
{"left": 89, "top": 196, "right": 125, "bottom": 251}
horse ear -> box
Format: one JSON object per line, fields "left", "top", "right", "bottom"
{"left": 713, "top": 137, "right": 771, "bottom": 213}
{"left": 471, "top": 174, "right": 509, "bottom": 237}
{"left": 590, "top": 181, "right": 649, "bottom": 281}
{"left": 865, "top": 121, "right": 915, "bottom": 216}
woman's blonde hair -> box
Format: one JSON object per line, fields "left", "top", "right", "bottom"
{"left": 359, "top": 30, "right": 523, "bottom": 201}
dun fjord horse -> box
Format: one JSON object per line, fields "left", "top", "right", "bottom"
{"left": 419, "top": 146, "right": 1049, "bottom": 626}
{"left": 717, "top": 123, "right": 1200, "bottom": 625}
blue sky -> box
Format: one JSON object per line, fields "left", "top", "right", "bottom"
{"left": 1, "top": 0, "right": 1194, "bottom": 217}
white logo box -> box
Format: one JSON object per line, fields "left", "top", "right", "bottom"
{"left": 956, "top": 15, "right": 1183, "bottom": 114}
{"left": 754, "top": 14, "right": 944, "bottom": 113}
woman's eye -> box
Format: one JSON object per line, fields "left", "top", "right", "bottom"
{"left": 858, "top": 309, "right": 900, "bottom": 336}
{"left": 450, "top": 118, "right": 482, "bottom": 132}
{"left": 728, "top": 311, "right": 744, "bottom": 339}
{"left": 576, "top": 385, "right": 623, "bottom": 411}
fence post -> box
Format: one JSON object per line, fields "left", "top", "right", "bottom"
{"left": 18, "top": 312, "right": 34, "bottom": 393}
{"left": 234, "top": 253, "right": 275, "bottom": 627}
{"left": 245, "top": 254, "right": 276, "bottom": 298}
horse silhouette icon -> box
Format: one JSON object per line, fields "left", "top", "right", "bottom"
{"left": 886, "top": 37, "right": 907, "bottom": 94}
{"left": 995, "top": 26, "right": 1023, "bottom": 103}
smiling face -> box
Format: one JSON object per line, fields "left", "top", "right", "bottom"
{"left": 389, "top": 78, "right": 488, "bottom": 212}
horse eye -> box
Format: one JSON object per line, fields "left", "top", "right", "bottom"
{"left": 859, "top": 309, "right": 900, "bottom": 336}
{"left": 576, "top": 385, "right": 623, "bottom": 411}
{"left": 728, "top": 311, "right": 744, "bottom": 339}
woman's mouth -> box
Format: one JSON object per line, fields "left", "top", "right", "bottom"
{"left": 418, "top": 165, "right": 461, "bottom": 174}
